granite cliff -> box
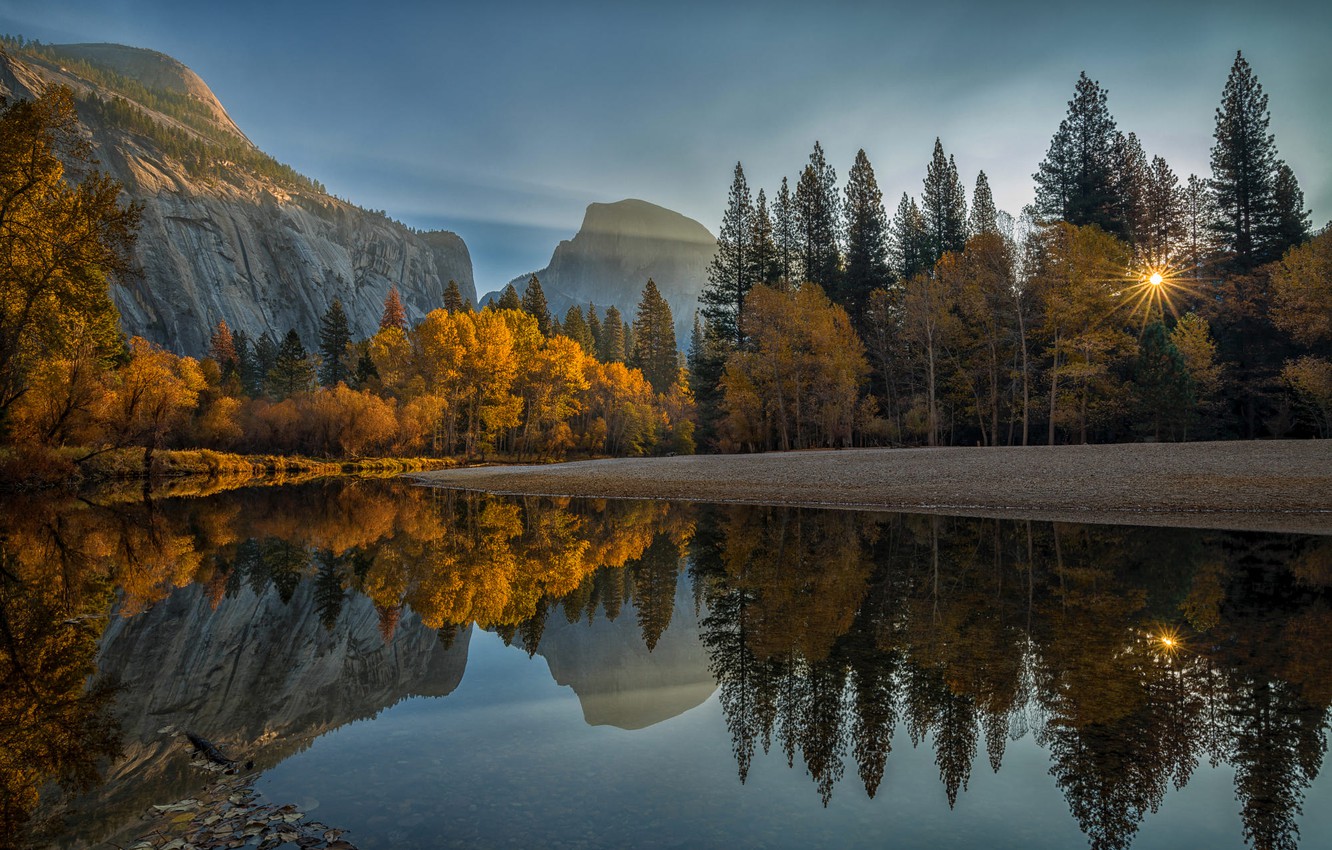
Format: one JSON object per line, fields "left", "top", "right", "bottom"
{"left": 0, "top": 41, "right": 475, "bottom": 355}
{"left": 488, "top": 199, "right": 716, "bottom": 344}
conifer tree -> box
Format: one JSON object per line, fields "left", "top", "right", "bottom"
{"left": 318, "top": 299, "right": 352, "bottom": 387}
{"left": 1112, "top": 131, "right": 1150, "bottom": 248}
{"left": 587, "top": 303, "right": 603, "bottom": 357}
{"left": 443, "top": 279, "right": 464, "bottom": 313}
{"left": 795, "top": 141, "right": 841, "bottom": 289}
{"left": 1183, "top": 174, "right": 1214, "bottom": 269}
{"left": 521, "top": 274, "right": 552, "bottom": 335}
{"left": 1132, "top": 322, "right": 1194, "bottom": 440}
{"left": 599, "top": 306, "right": 626, "bottom": 363}
{"left": 1209, "top": 51, "right": 1284, "bottom": 269}
{"left": 890, "top": 194, "right": 930, "bottom": 281}
{"left": 687, "top": 312, "right": 726, "bottom": 448}
{"left": 232, "top": 329, "right": 252, "bottom": 390}
{"left": 1271, "top": 161, "right": 1311, "bottom": 254}
{"left": 701, "top": 162, "right": 754, "bottom": 346}
{"left": 750, "top": 188, "right": 779, "bottom": 286}
{"left": 563, "top": 305, "right": 595, "bottom": 354}
{"left": 249, "top": 331, "right": 278, "bottom": 396}
{"left": 841, "top": 148, "right": 891, "bottom": 328}
{"left": 922, "top": 139, "right": 968, "bottom": 265}
{"left": 497, "top": 282, "right": 522, "bottom": 311}
{"left": 209, "top": 320, "right": 238, "bottom": 375}
{"left": 773, "top": 176, "right": 797, "bottom": 286}
{"left": 1034, "top": 72, "right": 1121, "bottom": 234}
{"left": 1142, "top": 156, "right": 1185, "bottom": 264}
{"left": 632, "top": 279, "right": 679, "bottom": 393}
{"left": 968, "top": 171, "right": 999, "bottom": 237}
{"left": 267, "top": 329, "right": 316, "bottom": 399}
{"left": 380, "top": 286, "right": 407, "bottom": 331}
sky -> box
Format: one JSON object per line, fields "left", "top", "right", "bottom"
{"left": 2, "top": 0, "right": 1328, "bottom": 291}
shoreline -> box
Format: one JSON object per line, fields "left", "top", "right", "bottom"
{"left": 410, "top": 441, "right": 1332, "bottom": 535}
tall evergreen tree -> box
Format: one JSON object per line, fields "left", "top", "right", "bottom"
{"left": 521, "top": 274, "right": 552, "bottom": 335}
{"left": 318, "top": 298, "right": 352, "bottom": 387}
{"left": 231, "top": 328, "right": 253, "bottom": 391}
{"left": 773, "top": 176, "right": 798, "bottom": 286}
{"left": 599, "top": 306, "right": 626, "bottom": 363}
{"left": 563, "top": 305, "right": 595, "bottom": 354}
{"left": 1033, "top": 72, "right": 1121, "bottom": 234}
{"left": 380, "top": 286, "right": 407, "bottom": 331}
{"left": 443, "top": 279, "right": 464, "bottom": 313}
{"left": 1271, "top": 160, "right": 1311, "bottom": 254}
{"left": 209, "top": 319, "right": 238, "bottom": 376}
{"left": 890, "top": 193, "right": 930, "bottom": 281}
{"left": 1209, "top": 51, "right": 1281, "bottom": 269}
{"left": 795, "top": 141, "right": 841, "bottom": 289}
{"left": 1183, "top": 174, "right": 1214, "bottom": 269}
{"left": 922, "top": 139, "right": 968, "bottom": 265}
{"left": 968, "top": 171, "right": 999, "bottom": 237}
{"left": 267, "top": 329, "right": 316, "bottom": 399}
{"left": 496, "top": 283, "right": 522, "bottom": 311}
{"left": 750, "top": 188, "right": 779, "bottom": 286}
{"left": 1112, "top": 131, "right": 1150, "bottom": 248}
{"left": 586, "top": 303, "right": 603, "bottom": 356}
{"left": 632, "top": 279, "right": 679, "bottom": 393}
{"left": 1132, "top": 322, "right": 1195, "bottom": 440}
{"left": 841, "top": 149, "right": 891, "bottom": 328}
{"left": 1142, "top": 156, "right": 1185, "bottom": 264}
{"left": 701, "top": 162, "right": 755, "bottom": 346}
{"left": 687, "top": 313, "right": 727, "bottom": 449}
{"left": 249, "top": 331, "right": 278, "bottom": 396}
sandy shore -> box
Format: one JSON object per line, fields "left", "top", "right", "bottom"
{"left": 411, "top": 441, "right": 1332, "bottom": 534}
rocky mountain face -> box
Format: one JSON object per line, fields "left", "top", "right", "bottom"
{"left": 45, "top": 581, "right": 471, "bottom": 849}
{"left": 488, "top": 199, "right": 716, "bottom": 344}
{"left": 526, "top": 570, "right": 715, "bottom": 730}
{"left": 0, "top": 42, "right": 475, "bottom": 355}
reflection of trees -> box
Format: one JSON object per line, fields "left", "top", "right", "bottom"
{"left": 692, "top": 507, "right": 1332, "bottom": 848}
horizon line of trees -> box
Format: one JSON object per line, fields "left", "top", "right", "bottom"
{"left": 691, "top": 51, "right": 1328, "bottom": 450}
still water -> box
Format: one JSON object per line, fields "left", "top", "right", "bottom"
{"left": 3, "top": 479, "right": 1331, "bottom": 849}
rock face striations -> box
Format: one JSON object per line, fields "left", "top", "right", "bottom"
{"left": 490, "top": 199, "right": 716, "bottom": 344}
{"left": 0, "top": 42, "right": 475, "bottom": 355}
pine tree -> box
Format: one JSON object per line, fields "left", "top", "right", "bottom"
{"left": 248, "top": 331, "right": 278, "bottom": 396}
{"left": 497, "top": 283, "right": 522, "bottom": 311}
{"left": 1034, "top": 72, "right": 1121, "bottom": 234}
{"left": 687, "top": 312, "right": 727, "bottom": 449}
{"left": 632, "top": 279, "right": 679, "bottom": 393}
{"left": 1183, "top": 174, "right": 1214, "bottom": 269}
{"left": 1142, "top": 156, "right": 1185, "bottom": 264}
{"left": 701, "top": 162, "right": 754, "bottom": 346}
{"left": 232, "top": 329, "right": 253, "bottom": 392}
{"left": 922, "top": 139, "right": 968, "bottom": 265}
{"left": 750, "top": 188, "right": 779, "bottom": 286}
{"left": 586, "top": 303, "right": 603, "bottom": 357}
{"left": 599, "top": 306, "right": 626, "bottom": 363}
{"left": 520, "top": 274, "right": 552, "bottom": 335}
{"left": 353, "top": 343, "right": 378, "bottom": 388}
{"left": 795, "top": 141, "right": 841, "bottom": 289}
{"left": 318, "top": 298, "right": 352, "bottom": 387}
{"left": 890, "top": 193, "right": 930, "bottom": 281}
{"left": 209, "top": 319, "right": 238, "bottom": 375}
{"left": 1209, "top": 51, "right": 1281, "bottom": 269}
{"left": 266, "top": 329, "right": 316, "bottom": 399}
{"left": 443, "top": 279, "right": 464, "bottom": 313}
{"left": 1271, "top": 161, "right": 1311, "bottom": 255}
{"left": 1112, "top": 131, "right": 1150, "bottom": 248}
{"left": 563, "top": 304, "right": 595, "bottom": 354}
{"left": 380, "top": 286, "right": 407, "bottom": 331}
{"left": 773, "top": 176, "right": 797, "bottom": 286}
{"left": 1132, "top": 322, "right": 1195, "bottom": 440}
{"left": 968, "top": 171, "right": 999, "bottom": 237}
{"left": 841, "top": 148, "right": 891, "bottom": 328}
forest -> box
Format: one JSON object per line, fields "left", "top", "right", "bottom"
{"left": 693, "top": 53, "right": 1329, "bottom": 449}
{"left": 1, "top": 51, "right": 1329, "bottom": 489}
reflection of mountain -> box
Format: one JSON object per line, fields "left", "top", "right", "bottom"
{"left": 50, "top": 582, "right": 470, "bottom": 850}
{"left": 531, "top": 571, "right": 714, "bottom": 730}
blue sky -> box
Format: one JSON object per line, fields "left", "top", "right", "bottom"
{"left": 2, "top": 0, "right": 1328, "bottom": 291}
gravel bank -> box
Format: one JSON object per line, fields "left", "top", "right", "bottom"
{"left": 411, "top": 441, "right": 1332, "bottom": 534}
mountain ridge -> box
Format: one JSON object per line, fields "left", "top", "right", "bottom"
{"left": 0, "top": 39, "right": 477, "bottom": 355}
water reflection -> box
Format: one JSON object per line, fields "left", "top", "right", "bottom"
{"left": 0, "top": 481, "right": 1329, "bottom": 850}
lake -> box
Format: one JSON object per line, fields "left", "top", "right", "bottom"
{"left": 4, "top": 478, "right": 1330, "bottom": 849}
